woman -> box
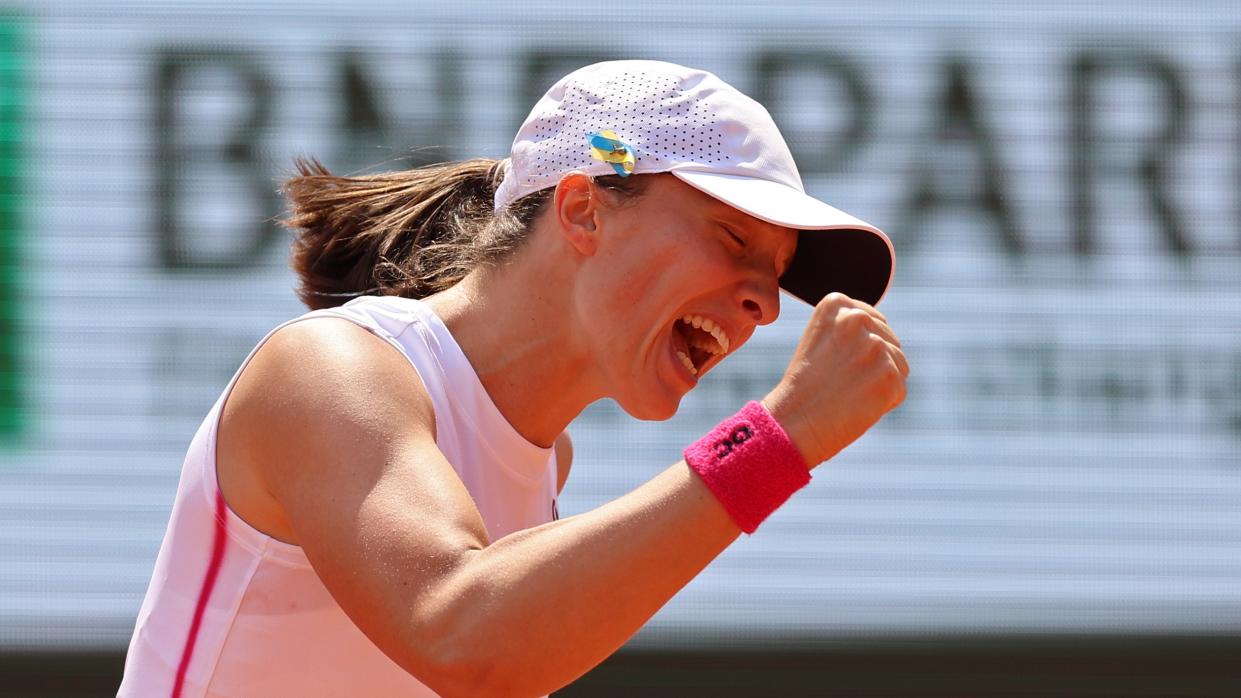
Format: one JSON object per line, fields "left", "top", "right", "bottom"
{"left": 120, "top": 60, "right": 906, "bottom": 697}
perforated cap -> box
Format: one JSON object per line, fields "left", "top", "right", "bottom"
{"left": 494, "top": 60, "right": 894, "bottom": 306}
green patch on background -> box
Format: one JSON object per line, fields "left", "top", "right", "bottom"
{"left": 0, "top": 13, "right": 24, "bottom": 442}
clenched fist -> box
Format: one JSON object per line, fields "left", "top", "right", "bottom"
{"left": 762, "top": 293, "right": 909, "bottom": 468}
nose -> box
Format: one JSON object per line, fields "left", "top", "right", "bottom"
{"left": 738, "top": 271, "right": 782, "bottom": 327}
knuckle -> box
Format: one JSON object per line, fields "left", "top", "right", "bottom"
{"left": 882, "top": 360, "right": 902, "bottom": 385}
{"left": 821, "top": 292, "right": 848, "bottom": 308}
{"left": 865, "top": 334, "right": 888, "bottom": 356}
{"left": 841, "top": 308, "right": 871, "bottom": 330}
{"left": 871, "top": 353, "right": 902, "bottom": 384}
{"left": 897, "top": 349, "right": 910, "bottom": 375}
{"left": 892, "top": 365, "right": 908, "bottom": 391}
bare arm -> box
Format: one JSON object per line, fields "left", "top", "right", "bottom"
{"left": 226, "top": 292, "right": 906, "bottom": 698}
{"left": 225, "top": 318, "right": 740, "bottom": 698}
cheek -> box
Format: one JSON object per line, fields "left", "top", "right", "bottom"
{"left": 582, "top": 224, "right": 733, "bottom": 325}
{"left": 593, "top": 241, "right": 685, "bottom": 310}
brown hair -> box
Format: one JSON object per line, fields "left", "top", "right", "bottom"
{"left": 282, "top": 157, "right": 548, "bottom": 310}
{"left": 282, "top": 158, "right": 649, "bottom": 310}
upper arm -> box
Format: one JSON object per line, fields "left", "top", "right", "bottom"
{"left": 554, "top": 430, "right": 573, "bottom": 495}
{"left": 220, "top": 317, "right": 489, "bottom": 682}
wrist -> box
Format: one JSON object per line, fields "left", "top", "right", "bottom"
{"left": 759, "top": 394, "right": 819, "bottom": 468}
{"left": 683, "top": 401, "right": 810, "bottom": 534}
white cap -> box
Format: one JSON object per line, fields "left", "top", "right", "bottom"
{"left": 494, "top": 60, "right": 894, "bottom": 306}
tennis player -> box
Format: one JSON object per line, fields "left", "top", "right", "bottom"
{"left": 119, "top": 60, "right": 905, "bottom": 697}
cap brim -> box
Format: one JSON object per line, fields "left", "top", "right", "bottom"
{"left": 670, "top": 170, "right": 895, "bottom": 307}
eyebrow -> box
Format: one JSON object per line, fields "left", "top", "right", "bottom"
{"left": 712, "top": 209, "right": 797, "bottom": 277}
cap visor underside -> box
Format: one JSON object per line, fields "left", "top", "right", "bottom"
{"left": 671, "top": 169, "right": 895, "bottom": 306}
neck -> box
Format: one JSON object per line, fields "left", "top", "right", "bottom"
{"left": 424, "top": 249, "right": 602, "bottom": 448}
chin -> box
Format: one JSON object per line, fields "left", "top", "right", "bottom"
{"left": 615, "top": 389, "right": 683, "bottom": 422}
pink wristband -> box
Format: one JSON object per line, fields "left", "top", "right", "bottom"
{"left": 683, "top": 401, "right": 810, "bottom": 534}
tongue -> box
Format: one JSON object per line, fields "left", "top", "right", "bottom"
{"left": 688, "top": 344, "right": 711, "bottom": 371}
{"left": 671, "top": 321, "right": 692, "bottom": 356}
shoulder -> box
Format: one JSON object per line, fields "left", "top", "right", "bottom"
{"left": 262, "top": 316, "right": 420, "bottom": 394}
{"left": 222, "top": 317, "right": 437, "bottom": 487}
{"left": 216, "top": 315, "right": 440, "bottom": 544}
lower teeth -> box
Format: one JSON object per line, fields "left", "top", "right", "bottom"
{"left": 676, "top": 350, "right": 698, "bottom": 376}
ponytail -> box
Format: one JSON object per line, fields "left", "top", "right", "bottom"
{"left": 281, "top": 157, "right": 549, "bottom": 310}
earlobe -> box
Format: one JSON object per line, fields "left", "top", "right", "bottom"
{"left": 554, "top": 172, "right": 599, "bottom": 256}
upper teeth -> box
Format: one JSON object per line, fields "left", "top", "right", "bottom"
{"left": 680, "top": 314, "right": 730, "bottom": 354}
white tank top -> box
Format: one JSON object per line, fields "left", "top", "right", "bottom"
{"left": 119, "top": 296, "right": 559, "bottom": 697}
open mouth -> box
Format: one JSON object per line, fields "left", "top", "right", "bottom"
{"left": 671, "top": 314, "right": 730, "bottom": 378}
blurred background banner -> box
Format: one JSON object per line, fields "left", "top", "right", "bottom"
{"left": 1, "top": 0, "right": 1239, "bottom": 684}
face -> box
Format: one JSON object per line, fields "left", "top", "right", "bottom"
{"left": 567, "top": 173, "right": 798, "bottom": 420}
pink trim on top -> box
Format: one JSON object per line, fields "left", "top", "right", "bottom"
{"left": 172, "top": 489, "right": 229, "bottom": 698}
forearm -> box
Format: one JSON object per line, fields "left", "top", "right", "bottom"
{"left": 416, "top": 460, "right": 741, "bottom": 697}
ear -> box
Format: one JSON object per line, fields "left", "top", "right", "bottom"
{"left": 552, "top": 172, "right": 599, "bottom": 256}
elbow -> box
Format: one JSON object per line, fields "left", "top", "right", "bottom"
{"left": 409, "top": 603, "right": 538, "bottom": 698}
{"left": 403, "top": 562, "right": 551, "bottom": 697}
{"left": 414, "top": 637, "right": 488, "bottom": 698}
{"left": 417, "top": 639, "right": 527, "bottom": 698}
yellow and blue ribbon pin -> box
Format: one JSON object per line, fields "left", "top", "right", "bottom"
{"left": 588, "top": 130, "right": 636, "bottom": 177}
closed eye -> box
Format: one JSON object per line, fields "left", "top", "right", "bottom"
{"left": 724, "top": 227, "right": 746, "bottom": 248}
